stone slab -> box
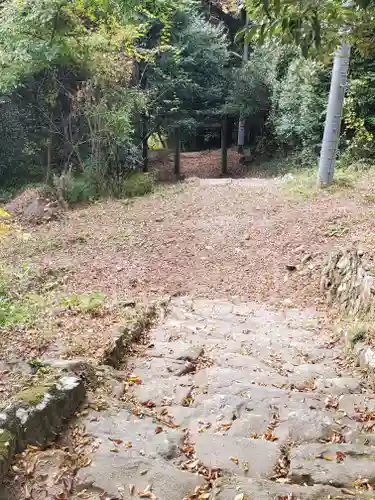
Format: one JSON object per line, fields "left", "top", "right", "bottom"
{"left": 289, "top": 443, "right": 375, "bottom": 488}
{"left": 194, "top": 433, "right": 280, "bottom": 478}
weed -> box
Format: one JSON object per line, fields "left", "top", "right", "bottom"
{"left": 60, "top": 292, "right": 106, "bottom": 316}
{"left": 27, "top": 359, "right": 45, "bottom": 370}
{"left": 42, "top": 237, "right": 63, "bottom": 251}
{"left": 53, "top": 169, "right": 98, "bottom": 206}
{"left": 0, "top": 294, "right": 44, "bottom": 327}
{"left": 324, "top": 222, "right": 349, "bottom": 238}
{"left": 283, "top": 168, "right": 318, "bottom": 200}
{"left": 350, "top": 325, "right": 368, "bottom": 345}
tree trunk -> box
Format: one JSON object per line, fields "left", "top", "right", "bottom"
{"left": 317, "top": 42, "right": 351, "bottom": 186}
{"left": 174, "top": 127, "right": 181, "bottom": 178}
{"left": 221, "top": 115, "right": 228, "bottom": 176}
{"left": 46, "top": 127, "right": 53, "bottom": 185}
{"left": 142, "top": 114, "right": 148, "bottom": 173}
{"left": 237, "top": 11, "right": 249, "bottom": 154}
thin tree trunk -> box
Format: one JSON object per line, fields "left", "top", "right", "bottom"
{"left": 174, "top": 127, "right": 181, "bottom": 178}
{"left": 318, "top": 42, "right": 351, "bottom": 186}
{"left": 142, "top": 114, "right": 148, "bottom": 173}
{"left": 237, "top": 11, "right": 249, "bottom": 154}
{"left": 46, "top": 127, "right": 53, "bottom": 185}
{"left": 221, "top": 115, "right": 228, "bottom": 176}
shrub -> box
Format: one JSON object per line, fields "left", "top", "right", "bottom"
{"left": 52, "top": 168, "right": 98, "bottom": 206}
{"left": 120, "top": 172, "right": 155, "bottom": 198}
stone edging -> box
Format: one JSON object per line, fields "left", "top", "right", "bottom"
{"left": 102, "top": 303, "right": 161, "bottom": 368}
{"left": 352, "top": 342, "right": 375, "bottom": 372}
{"left": 0, "top": 301, "right": 165, "bottom": 482}
{"left": 0, "top": 375, "right": 85, "bottom": 480}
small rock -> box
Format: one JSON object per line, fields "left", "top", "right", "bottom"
{"left": 282, "top": 298, "right": 293, "bottom": 307}
{"left": 286, "top": 264, "right": 297, "bottom": 271}
{"left": 301, "top": 254, "right": 312, "bottom": 264}
{"left": 113, "top": 382, "right": 125, "bottom": 399}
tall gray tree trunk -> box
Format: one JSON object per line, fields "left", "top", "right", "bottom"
{"left": 237, "top": 11, "right": 249, "bottom": 154}
{"left": 317, "top": 42, "right": 351, "bottom": 186}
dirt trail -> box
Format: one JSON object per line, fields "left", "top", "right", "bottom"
{"left": 1, "top": 158, "right": 374, "bottom": 385}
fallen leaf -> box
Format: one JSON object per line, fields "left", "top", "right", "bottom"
{"left": 336, "top": 451, "right": 346, "bottom": 463}
{"left": 234, "top": 494, "right": 244, "bottom": 500}
{"left": 139, "top": 493, "right": 157, "bottom": 500}
{"left": 341, "top": 489, "right": 356, "bottom": 496}
{"left": 110, "top": 448, "right": 120, "bottom": 453}
{"left": 325, "top": 394, "right": 339, "bottom": 409}
{"left": 139, "top": 484, "right": 157, "bottom": 499}
{"left": 250, "top": 432, "right": 258, "bottom": 439}
{"left": 109, "top": 438, "right": 123, "bottom": 446}
{"left": 155, "top": 426, "right": 163, "bottom": 434}
{"left": 230, "top": 457, "right": 239, "bottom": 465}
{"left": 124, "top": 441, "right": 133, "bottom": 448}
{"left": 80, "top": 457, "right": 92, "bottom": 467}
{"left": 141, "top": 401, "right": 155, "bottom": 408}
{"left": 316, "top": 454, "right": 333, "bottom": 461}
{"left": 241, "top": 461, "right": 249, "bottom": 472}
{"left": 128, "top": 376, "right": 142, "bottom": 385}
{"left": 262, "top": 431, "right": 278, "bottom": 441}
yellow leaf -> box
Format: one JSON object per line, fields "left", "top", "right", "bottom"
{"left": 0, "top": 208, "right": 10, "bottom": 217}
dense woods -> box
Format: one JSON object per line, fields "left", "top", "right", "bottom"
{"left": 1, "top": 0, "right": 375, "bottom": 199}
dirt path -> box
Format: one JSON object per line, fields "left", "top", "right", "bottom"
{"left": 2, "top": 173, "right": 371, "bottom": 309}
{"left": 1, "top": 166, "right": 375, "bottom": 399}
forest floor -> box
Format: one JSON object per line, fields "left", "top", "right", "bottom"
{"left": 1, "top": 149, "right": 375, "bottom": 400}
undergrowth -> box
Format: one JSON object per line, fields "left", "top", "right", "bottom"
{"left": 51, "top": 169, "right": 155, "bottom": 206}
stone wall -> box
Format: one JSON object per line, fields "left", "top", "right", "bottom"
{"left": 320, "top": 247, "right": 374, "bottom": 315}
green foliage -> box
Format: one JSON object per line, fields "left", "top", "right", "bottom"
{"left": 0, "top": 264, "right": 45, "bottom": 327}
{"left": 60, "top": 292, "right": 106, "bottom": 316}
{"left": 149, "top": 13, "right": 230, "bottom": 137}
{"left": 243, "top": 0, "right": 375, "bottom": 56}
{"left": 226, "top": 46, "right": 276, "bottom": 119}
{"left": 121, "top": 173, "right": 155, "bottom": 198}
{"left": 271, "top": 57, "right": 327, "bottom": 151}
{"left": 52, "top": 168, "right": 98, "bottom": 206}
{"left": 0, "top": 295, "right": 44, "bottom": 327}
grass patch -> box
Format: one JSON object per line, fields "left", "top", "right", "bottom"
{"left": 0, "top": 294, "right": 44, "bottom": 327}
{"left": 283, "top": 168, "right": 317, "bottom": 200}
{"left": 0, "top": 264, "right": 58, "bottom": 328}
{"left": 284, "top": 164, "right": 364, "bottom": 200}
{"left": 60, "top": 291, "right": 106, "bottom": 316}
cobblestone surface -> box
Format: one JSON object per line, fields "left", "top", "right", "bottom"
{"left": 4, "top": 297, "right": 375, "bottom": 499}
